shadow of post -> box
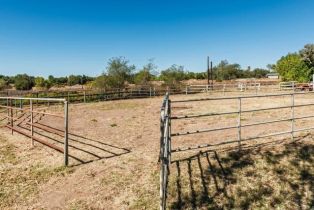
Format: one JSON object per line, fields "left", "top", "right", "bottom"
{"left": 168, "top": 136, "right": 314, "bottom": 209}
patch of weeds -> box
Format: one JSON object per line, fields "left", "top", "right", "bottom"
{"left": 129, "top": 169, "right": 159, "bottom": 210}
{"left": 101, "top": 171, "right": 132, "bottom": 189}
{"left": 110, "top": 123, "right": 117, "bottom": 127}
{"left": 0, "top": 142, "right": 18, "bottom": 165}
{"left": 91, "top": 119, "right": 97, "bottom": 122}
{"left": 0, "top": 163, "right": 74, "bottom": 208}
{"left": 224, "top": 114, "right": 237, "bottom": 119}
{"left": 100, "top": 102, "right": 138, "bottom": 110}
{"left": 68, "top": 200, "right": 89, "bottom": 210}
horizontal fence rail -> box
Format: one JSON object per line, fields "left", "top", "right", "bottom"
{"left": 159, "top": 93, "right": 171, "bottom": 210}
{"left": 159, "top": 91, "right": 314, "bottom": 209}
{"left": 0, "top": 81, "right": 295, "bottom": 103}
{"left": 0, "top": 97, "right": 69, "bottom": 166}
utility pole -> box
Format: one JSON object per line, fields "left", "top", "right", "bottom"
{"left": 211, "top": 61, "right": 213, "bottom": 90}
{"left": 207, "top": 56, "right": 210, "bottom": 86}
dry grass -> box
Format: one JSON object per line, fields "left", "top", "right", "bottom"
{"left": 0, "top": 91, "right": 314, "bottom": 209}
{"left": 168, "top": 135, "right": 314, "bottom": 209}
{"left": 0, "top": 135, "right": 74, "bottom": 209}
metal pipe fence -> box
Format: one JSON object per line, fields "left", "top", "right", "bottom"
{"left": 0, "top": 96, "right": 69, "bottom": 166}
{"left": 159, "top": 91, "right": 314, "bottom": 209}
{"left": 0, "top": 82, "right": 288, "bottom": 104}
{"left": 159, "top": 93, "right": 171, "bottom": 210}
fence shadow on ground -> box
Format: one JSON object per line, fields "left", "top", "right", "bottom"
{"left": 12, "top": 114, "right": 131, "bottom": 166}
{"left": 169, "top": 135, "right": 314, "bottom": 209}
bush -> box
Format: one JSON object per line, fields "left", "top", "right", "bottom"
{"left": 106, "top": 57, "right": 135, "bottom": 88}
{"left": 0, "top": 78, "right": 6, "bottom": 90}
{"left": 14, "top": 74, "right": 34, "bottom": 90}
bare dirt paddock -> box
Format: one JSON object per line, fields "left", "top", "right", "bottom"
{"left": 1, "top": 91, "right": 314, "bottom": 209}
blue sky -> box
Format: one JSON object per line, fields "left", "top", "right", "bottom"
{"left": 0, "top": 0, "right": 314, "bottom": 77}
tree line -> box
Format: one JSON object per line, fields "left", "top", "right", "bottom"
{"left": 0, "top": 58, "right": 271, "bottom": 91}
{"left": 273, "top": 44, "right": 314, "bottom": 82}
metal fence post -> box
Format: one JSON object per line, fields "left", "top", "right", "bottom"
{"left": 255, "top": 84, "right": 258, "bottom": 95}
{"left": 20, "top": 99, "right": 22, "bottom": 111}
{"left": 30, "top": 99, "right": 34, "bottom": 146}
{"left": 36, "top": 92, "right": 39, "bottom": 106}
{"left": 10, "top": 99, "right": 13, "bottom": 135}
{"left": 291, "top": 94, "right": 295, "bottom": 141}
{"left": 313, "top": 74, "right": 314, "bottom": 92}
{"left": 223, "top": 84, "right": 226, "bottom": 95}
{"left": 6, "top": 98, "right": 9, "bottom": 125}
{"left": 168, "top": 99, "right": 171, "bottom": 162}
{"left": 64, "top": 101, "right": 69, "bottom": 166}
{"left": 238, "top": 97, "right": 242, "bottom": 150}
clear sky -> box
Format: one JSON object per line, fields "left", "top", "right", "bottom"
{"left": 0, "top": 0, "right": 314, "bottom": 77}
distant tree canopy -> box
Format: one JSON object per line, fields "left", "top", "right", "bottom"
{"left": 214, "top": 60, "right": 242, "bottom": 81}
{"left": 160, "top": 65, "right": 186, "bottom": 86}
{"left": 106, "top": 57, "right": 135, "bottom": 88}
{"left": 300, "top": 44, "right": 314, "bottom": 70}
{"left": 6, "top": 45, "right": 314, "bottom": 90}
{"left": 0, "top": 78, "right": 7, "bottom": 90}
{"left": 14, "top": 74, "right": 35, "bottom": 90}
{"left": 134, "top": 60, "right": 157, "bottom": 85}
{"left": 271, "top": 44, "right": 314, "bottom": 82}
{"left": 275, "top": 53, "right": 310, "bottom": 82}
{"left": 35, "top": 77, "right": 52, "bottom": 89}
{"left": 93, "top": 74, "right": 108, "bottom": 89}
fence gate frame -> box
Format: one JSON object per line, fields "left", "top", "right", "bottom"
{"left": 0, "top": 96, "right": 69, "bottom": 166}
{"left": 159, "top": 91, "right": 314, "bottom": 209}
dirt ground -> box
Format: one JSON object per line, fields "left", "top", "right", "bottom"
{"left": 1, "top": 90, "right": 314, "bottom": 209}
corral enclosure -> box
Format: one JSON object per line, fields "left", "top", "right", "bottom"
{"left": 161, "top": 91, "right": 314, "bottom": 209}
{"left": 1, "top": 90, "right": 314, "bottom": 209}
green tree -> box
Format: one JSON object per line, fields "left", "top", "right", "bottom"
{"left": 106, "top": 57, "right": 135, "bottom": 88}
{"left": 134, "top": 60, "right": 156, "bottom": 85}
{"left": 35, "top": 77, "right": 45, "bottom": 87}
{"left": 14, "top": 74, "right": 34, "bottom": 90}
{"left": 251, "top": 68, "right": 270, "bottom": 78}
{"left": 67, "top": 75, "right": 81, "bottom": 86}
{"left": 160, "top": 65, "right": 185, "bottom": 85}
{"left": 275, "top": 53, "right": 310, "bottom": 82}
{"left": 300, "top": 44, "right": 314, "bottom": 70}
{"left": 35, "top": 77, "right": 52, "bottom": 89}
{"left": 0, "top": 78, "right": 6, "bottom": 90}
{"left": 216, "top": 60, "right": 242, "bottom": 80}
{"left": 93, "top": 73, "right": 108, "bottom": 89}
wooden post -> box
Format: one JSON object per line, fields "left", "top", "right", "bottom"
{"left": 30, "top": 100, "right": 34, "bottom": 146}
{"left": 83, "top": 91, "right": 86, "bottom": 103}
{"left": 64, "top": 101, "right": 69, "bottom": 166}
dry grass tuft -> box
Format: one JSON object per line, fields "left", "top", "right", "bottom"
{"left": 0, "top": 136, "right": 74, "bottom": 209}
